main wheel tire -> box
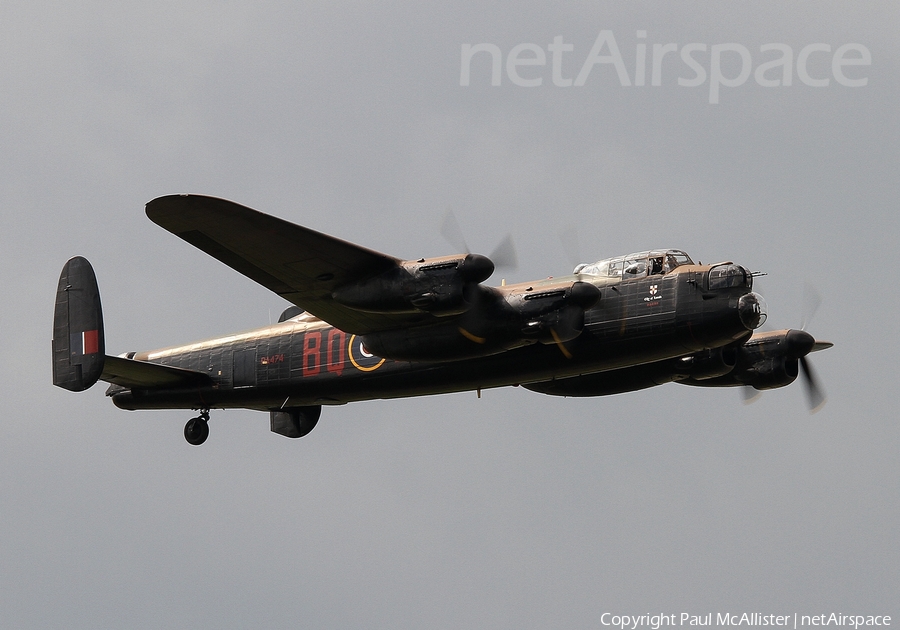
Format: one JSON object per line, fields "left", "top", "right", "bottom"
{"left": 184, "top": 417, "right": 210, "bottom": 446}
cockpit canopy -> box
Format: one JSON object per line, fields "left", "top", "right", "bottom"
{"left": 574, "top": 250, "right": 694, "bottom": 278}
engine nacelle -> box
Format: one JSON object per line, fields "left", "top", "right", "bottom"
{"left": 527, "top": 330, "right": 808, "bottom": 398}
{"left": 739, "top": 356, "right": 799, "bottom": 390}
{"left": 675, "top": 346, "right": 737, "bottom": 380}
{"left": 508, "top": 281, "right": 600, "bottom": 345}
{"left": 331, "top": 254, "right": 493, "bottom": 317}
{"left": 679, "top": 329, "right": 813, "bottom": 390}
{"left": 361, "top": 280, "right": 601, "bottom": 362}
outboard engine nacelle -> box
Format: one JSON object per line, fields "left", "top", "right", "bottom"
{"left": 332, "top": 254, "right": 493, "bottom": 317}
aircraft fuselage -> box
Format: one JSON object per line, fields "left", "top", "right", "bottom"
{"left": 108, "top": 265, "right": 756, "bottom": 412}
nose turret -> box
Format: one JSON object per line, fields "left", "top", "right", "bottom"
{"left": 738, "top": 292, "right": 768, "bottom": 330}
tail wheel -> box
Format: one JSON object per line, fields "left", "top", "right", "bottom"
{"left": 184, "top": 413, "right": 210, "bottom": 446}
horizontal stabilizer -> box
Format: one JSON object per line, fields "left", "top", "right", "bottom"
{"left": 101, "top": 355, "right": 212, "bottom": 389}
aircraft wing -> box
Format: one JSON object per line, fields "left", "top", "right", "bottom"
{"left": 146, "top": 194, "right": 431, "bottom": 334}
{"left": 101, "top": 355, "right": 213, "bottom": 389}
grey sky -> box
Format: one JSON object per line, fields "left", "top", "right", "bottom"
{"left": 1, "top": 2, "right": 897, "bottom": 628}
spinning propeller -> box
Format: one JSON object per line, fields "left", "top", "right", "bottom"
{"left": 743, "top": 283, "right": 832, "bottom": 413}
{"left": 795, "top": 284, "right": 831, "bottom": 413}
{"left": 440, "top": 209, "right": 518, "bottom": 272}
{"left": 441, "top": 209, "right": 598, "bottom": 357}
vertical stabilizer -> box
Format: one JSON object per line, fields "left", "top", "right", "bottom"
{"left": 52, "top": 256, "right": 106, "bottom": 391}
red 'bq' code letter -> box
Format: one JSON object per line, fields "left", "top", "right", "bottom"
{"left": 327, "top": 329, "right": 346, "bottom": 376}
{"left": 303, "top": 332, "right": 322, "bottom": 377}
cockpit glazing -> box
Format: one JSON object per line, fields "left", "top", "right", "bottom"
{"left": 574, "top": 250, "right": 693, "bottom": 278}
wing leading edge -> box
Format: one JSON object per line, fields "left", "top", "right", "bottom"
{"left": 146, "top": 194, "right": 429, "bottom": 334}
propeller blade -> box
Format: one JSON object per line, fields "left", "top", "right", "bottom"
{"left": 799, "top": 356, "right": 827, "bottom": 413}
{"left": 490, "top": 234, "right": 518, "bottom": 270}
{"left": 441, "top": 209, "right": 518, "bottom": 275}
{"left": 440, "top": 208, "right": 469, "bottom": 254}
{"left": 456, "top": 284, "right": 503, "bottom": 343}
{"left": 800, "top": 283, "right": 822, "bottom": 331}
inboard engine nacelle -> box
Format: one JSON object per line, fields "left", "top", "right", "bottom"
{"left": 359, "top": 280, "right": 600, "bottom": 361}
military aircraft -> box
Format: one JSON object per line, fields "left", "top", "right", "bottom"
{"left": 52, "top": 194, "right": 832, "bottom": 445}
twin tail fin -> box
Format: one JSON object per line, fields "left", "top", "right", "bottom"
{"left": 52, "top": 256, "right": 106, "bottom": 391}
{"left": 52, "top": 256, "right": 213, "bottom": 392}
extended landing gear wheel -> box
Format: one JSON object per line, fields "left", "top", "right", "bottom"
{"left": 184, "top": 413, "right": 210, "bottom": 446}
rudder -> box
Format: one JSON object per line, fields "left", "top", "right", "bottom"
{"left": 52, "top": 256, "right": 106, "bottom": 391}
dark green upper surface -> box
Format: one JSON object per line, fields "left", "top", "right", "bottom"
{"left": 146, "top": 194, "right": 431, "bottom": 334}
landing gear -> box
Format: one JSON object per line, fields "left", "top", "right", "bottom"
{"left": 184, "top": 411, "right": 210, "bottom": 446}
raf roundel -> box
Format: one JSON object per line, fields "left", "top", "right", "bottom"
{"left": 348, "top": 335, "right": 387, "bottom": 372}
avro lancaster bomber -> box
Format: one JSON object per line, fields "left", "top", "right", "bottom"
{"left": 53, "top": 195, "right": 832, "bottom": 445}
